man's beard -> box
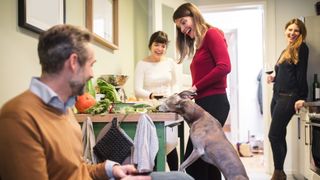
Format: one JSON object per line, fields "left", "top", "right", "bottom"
{"left": 70, "top": 80, "right": 86, "bottom": 96}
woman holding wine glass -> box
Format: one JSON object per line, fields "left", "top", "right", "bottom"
{"left": 265, "top": 62, "right": 275, "bottom": 84}
{"left": 265, "top": 62, "right": 274, "bottom": 74}
{"left": 266, "top": 18, "right": 309, "bottom": 180}
{"left": 134, "top": 31, "right": 180, "bottom": 171}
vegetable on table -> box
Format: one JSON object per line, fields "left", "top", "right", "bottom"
{"left": 96, "top": 78, "right": 120, "bottom": 102}
{"left": 86, "top": 79, "right": 96, "bottom": 98}
{"left": 86, "top": 99, "right": 111, "bottom": 115}
{"left": 75, "top": 93, "right": 96, "bottom": 113}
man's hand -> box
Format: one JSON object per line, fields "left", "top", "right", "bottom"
{"left": 112, "top": 164, "right": 151, "bottom": 180}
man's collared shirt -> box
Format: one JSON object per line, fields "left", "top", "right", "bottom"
{"left": 28, "top": 77, "right": 117, "bottom": 178}
{"left": 29, "top": 77, "right": 75, "bottom": 113}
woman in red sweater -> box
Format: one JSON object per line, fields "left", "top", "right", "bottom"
{"left": 173, "top": 3, "right": 231, "bottom": 180}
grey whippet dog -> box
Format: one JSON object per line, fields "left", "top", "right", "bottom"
{"left": 159, "top": 90, "right": 249, "bottom": 180}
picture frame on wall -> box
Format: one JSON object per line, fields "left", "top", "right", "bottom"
{"left": 18, "top": 0, "right": 66, "bottom": 34}
{"left": 86, "top": 0, "right": 119, "bottom": 50}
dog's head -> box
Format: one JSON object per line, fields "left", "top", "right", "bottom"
{"left": 158, "top": 90, "right": 197, "bottom": 113}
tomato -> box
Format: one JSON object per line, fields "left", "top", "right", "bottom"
{"left": 75, "top": 93, "right": 96, "bottom": 113}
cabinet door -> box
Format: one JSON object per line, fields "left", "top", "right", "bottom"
{"left": 297, "top": 117, "right": 306, "bottom": 178}
{"left": 298, "top": 110, "right": 312, "bottom": 179}
{"left": 292, "top": 112, "right": 310, "bottom": 179}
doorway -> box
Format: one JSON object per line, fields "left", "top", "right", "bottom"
{"left": 201, "top": 4, "right": 265, "bottom": 145}
{"left": 200, "top": 4, "right": 267, "bottom": 177}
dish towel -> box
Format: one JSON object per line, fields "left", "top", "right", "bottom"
{"left": 81, "top": 117, "right": 97, "bottom": 164}
{"left": 133, "top": 113, "right": 159, "bottom": 172}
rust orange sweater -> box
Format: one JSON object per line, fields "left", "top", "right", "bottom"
{"left": 0, "top": 91, "right": 108, "bottom": 180}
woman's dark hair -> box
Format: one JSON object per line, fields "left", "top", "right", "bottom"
{"left": 148, "top": 31, "right": 169, "bottom": 49}
{"left": 38, "top": 24, "right": 92, "bottom": 74}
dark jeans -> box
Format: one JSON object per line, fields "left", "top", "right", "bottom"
{"left": 185, "top": 94, "right": 230, "bottom": 180}
{"left": 268, "top": 93, "right": 297, "bottom": 170}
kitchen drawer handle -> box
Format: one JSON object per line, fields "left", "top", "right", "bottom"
{"left": 309, "top": 122, "right": 320, "bottom": 127}
{"left": 305, "top": 124, "right": 309, "bottom": 145}
{"left": 297, "top": 117, "right": 301, "bottom": 139}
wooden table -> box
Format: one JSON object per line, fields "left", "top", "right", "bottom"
{"left": 75, "top": 113, "right": 184, "bottom": 171}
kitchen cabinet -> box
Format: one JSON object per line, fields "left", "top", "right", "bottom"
{"left": 289, "top": 15, "right": 320, "bottom": 180}
{"left": 302, "top": 15, "right": 320, "bottom": 180}
{"left": 293, "top": 108, "right": 311, "bottom": 179}
{"left": 305, "top": 102, "right": 320, "bottom": 180}
{"left": 292, "top": 102, "right": 320, "bottom": 180}
{"left": 75, "top": 113, "right": 184, "bottom": 171}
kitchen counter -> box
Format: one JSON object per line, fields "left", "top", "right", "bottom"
{"left": 292, "top": 101, "right": 320, "bottom": 179}
{"left": 75, "top": 112, "right": 179, "bottom": 123}
{"left": 304, "top": 101, "right": 320, "bottom": 114}
{"left": 305, "top": 101, "right": 320, "bottom": 107}
{"left": 74, "top": 113, "right": 184, "bottom": 171}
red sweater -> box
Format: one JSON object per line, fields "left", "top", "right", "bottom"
{"left": 190, "top": 27, "right": 231, "bottom": 99}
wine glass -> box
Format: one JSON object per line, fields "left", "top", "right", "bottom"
{"left": 153, "top": 94, "right": 164, "bottom": 100}
{"left": 264, "top": 62, "right": 274, "bottom": 75}
{"left": 153, "top": 86, "right": 166, "bottom": 100}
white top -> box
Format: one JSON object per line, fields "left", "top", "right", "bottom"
{"left": 134, "top": 58, "right": 180, "bottom": 99}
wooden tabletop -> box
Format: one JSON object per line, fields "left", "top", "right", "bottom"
{"left": 74, "top": 113, "right": 179, "bottom": 123}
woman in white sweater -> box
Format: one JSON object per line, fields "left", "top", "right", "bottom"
{"left": 134, "top": 31, "right": 180, "bottom": 170}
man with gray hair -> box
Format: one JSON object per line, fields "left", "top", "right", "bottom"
{"left": 0, "top": 24, "right": 193, "bottom": 180}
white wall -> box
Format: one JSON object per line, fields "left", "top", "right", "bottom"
{"left": 0, "top": 0, "right": 40, "bottom": 105}
{"left": 202, "top": 8, "right": 264, "bottom": 143}
{"left": 0, "top": 0, "right": 145, "bottom": 106}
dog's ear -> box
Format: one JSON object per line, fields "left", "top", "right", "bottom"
{"left": 178, "top": 90, "right": 197, "bottom": 100}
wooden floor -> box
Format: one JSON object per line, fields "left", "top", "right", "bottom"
{"left": 241, "top": 153, "right": 265, "bottom": 173}
{"left": 240, "top": 153, "right": 271, "bottom": 179}
{"left": 240, "top": 153, "right": 296, "bottom": 180}
{"left": 169, "top": 151, "right": 297, "bottom": 179}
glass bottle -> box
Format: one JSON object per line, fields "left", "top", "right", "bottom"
{"left": 313, "top": 74, "right": 320, "bottom": 101}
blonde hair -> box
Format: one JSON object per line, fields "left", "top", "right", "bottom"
{"left": 278, "top": 18, "right": 307, "bottom": 65}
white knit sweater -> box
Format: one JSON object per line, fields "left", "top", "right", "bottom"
{"left": 134, "top": 57, "right": 180, "bottom": 154}
{"left": 134, "top": 58, "right": 180, "bottom": 99}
